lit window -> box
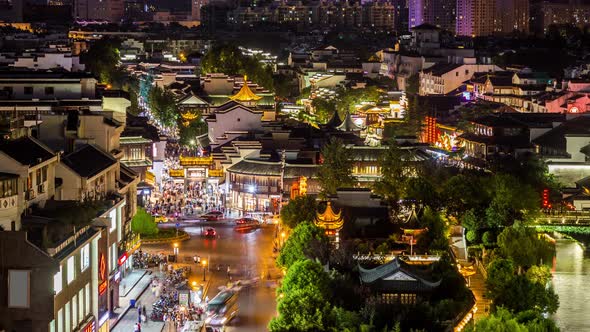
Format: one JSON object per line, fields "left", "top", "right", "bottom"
{"left": 81, "top": 244, "right": 90, "bottom": 271}
{"left": 110, "top": 209, "right": 116, "bottom": 232}
{"left": 67, "top": 256, "right": 75, "bottom": 284}
{"left": 54, "top": 266, "right": 63, "bottom": 294}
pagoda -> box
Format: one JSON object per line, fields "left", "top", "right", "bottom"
{"left": 229, "top": 75, "right": 263, "bottom": 107}
{"left": 315, "top": 202, "right": 344, "bottom": 247}
{"left": 400, "top": 207, "right": 427, "bottom": 255}
{"left": 337, "top": 111, "right": 362, "bottom": 132}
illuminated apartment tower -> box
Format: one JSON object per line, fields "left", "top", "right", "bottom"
{"left": 191, "top": 0, "right": 208, "bottom": 20}
{"left": 74, "top": 0, "right": 124, "bottom": 21}
{"left": 456, "top": 0, "right": 495, "bottom": 36}
{"left": 409, "top": 0, "right": 455, "bottom": 32}
{"left": 495, "top": 0, "right": 529, "bottom": 34}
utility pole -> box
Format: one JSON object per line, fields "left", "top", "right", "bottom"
{"left": 278, "top": 149, "right": 286, "bottom": 216}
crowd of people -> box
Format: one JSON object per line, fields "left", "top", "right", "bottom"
{"left": 145, "top": 180, "right": 225, "bottom": 218}
{"left": 149, "top": 267, "right": 206, "bottom": 329}
{"left": 132, "top": 251, "right": 167, "bottom": 270}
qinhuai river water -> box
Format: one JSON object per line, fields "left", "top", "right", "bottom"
{"left": 552, "top": 239, "right": 590, "bottom": 331}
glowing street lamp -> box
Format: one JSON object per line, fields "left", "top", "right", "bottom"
{"left": 202, "top": 260, "right": 207, "bottom": 281}
{"left": 173, "top": 243, "right": 179, "bottom": 256}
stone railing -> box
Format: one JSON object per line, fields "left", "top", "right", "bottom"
{"left": 0, "top": 194, "right": 17, "bottom": 211}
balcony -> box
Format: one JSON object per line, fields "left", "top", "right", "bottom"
{"left": 0, "top": 194, "right": 18, "bottom": 211}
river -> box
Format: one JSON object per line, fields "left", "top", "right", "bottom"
{"left": 552, "top": 239, "right": 590, "bottom": 331}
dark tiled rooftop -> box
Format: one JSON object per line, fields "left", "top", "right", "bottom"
{"left": 0, "top": 136, "right": 55, "bottom": 167}
{"left": 62, "top": 144, "right": 117, "bottom": 178}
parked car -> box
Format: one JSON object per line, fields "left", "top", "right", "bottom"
{"left": 204, "top": 227, "right": 217, "bottom": 237}
{"left": 154, "top": 215, "right": 168, "bottom": 223}
{"left": 201, "top": 211, "right": 223, "bottom": 221}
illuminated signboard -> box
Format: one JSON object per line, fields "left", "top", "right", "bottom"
{"left": 98, "top": 253, "right": 107, "bottom": 295}
{"left": 83, "top": 321, "right": 96, "bottom": 332}
{"left": 118, "top": 252, "right": 128, "bottom": 266}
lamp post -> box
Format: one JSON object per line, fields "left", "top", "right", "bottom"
{"left": 280, "top": 231, "right": 286, "bottom": 249}
{"left": 202, "top": 260, "right": 207, "bottom": 281}
{"left": 173, "top": 243, "right": 179, "bottom": 260}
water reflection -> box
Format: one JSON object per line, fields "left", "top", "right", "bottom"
{"left": 552, "top": 239, "right": 590, "bottom": 331}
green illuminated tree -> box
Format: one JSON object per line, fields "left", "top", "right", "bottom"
{"left": 465, "top": 307, "right": 559, "bottom": 332}
{"left": 80, "top": 37, "right": 124, "bottom": 87}
{"left": 131, "top": 207, "right": 159, "bottom": 236}
{"left": 148, "top": 86, "right": 178, "bottom": 127}
{"left": 277, "top": 222, "right": 329, "bottom": 269}
{"left": 281, "top": 195, "right": 318, "bottom": 229}
{"left": 201, "top": 43, "right": 274, "bottom": 91}
{"left": 317, "top": 138, "right": 355, "bottom": 198}
{"left": 496, "top": 224, "right": 553, "bottom": 273}
{"left": 278, "top": 259, "right": 330, "bottom": 298}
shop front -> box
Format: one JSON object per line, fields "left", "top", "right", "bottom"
{"left": 76, "top": 317, "right": 96, "bottom": 332}
{"left": 97, "top": 252, "right": 109, "bottom": 332}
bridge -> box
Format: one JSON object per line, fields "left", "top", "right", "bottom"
{"left": 534, "top": 211, "right": 590, "bottom": 227}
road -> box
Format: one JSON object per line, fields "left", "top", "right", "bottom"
{"left": 142, "top": 220, "right": 279, "bottom": 331}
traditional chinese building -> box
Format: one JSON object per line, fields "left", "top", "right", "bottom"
{"left": 315, "top": 202, "right": 344, "bottom": 246}
{"left": 229, "top": 76, "right": 263, "bottom": 107}
{"left": 359, "top": 257, "right": 441, "bottom": 304}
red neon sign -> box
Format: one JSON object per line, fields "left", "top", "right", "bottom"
{"left": 118, "top": 252, "right": 128, "bottom": 266}
{"left": 98, "top": 253, "right": 107, "bottom": 295}
{"left": 83, "top": 321, "right": 96, "bottom": 332}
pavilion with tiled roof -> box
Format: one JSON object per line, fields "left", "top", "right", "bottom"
{"left": 358, "top": 257, "right": 441, "bottom": 304}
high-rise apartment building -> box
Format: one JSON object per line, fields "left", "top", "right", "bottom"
{"left": 409, "top": 0, "right": 455, "bottom": 32}
{"left": 531, "top": 0, "right": 590, "bottom": 34}
{"left": 192, "top": 0, "right": 208, "bottom": 20}
{"left": 495, "top": 0, "right": 529, "bottom": 34}
{"left": 456, "top": 0, "right": 495, "bottom": 36}
{"left": 74, "top": 0, "right": 124, "bottom": 22}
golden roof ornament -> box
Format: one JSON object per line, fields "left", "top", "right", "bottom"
{"left": 230, "top": 75, "right": 263, "bottom": 102}
{"left": 315, "top": 201, "right": 344, "bottom": 231}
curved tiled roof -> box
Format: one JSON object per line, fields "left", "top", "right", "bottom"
{"left": 358, "top": 257, "right": 441, "bottom": 290}
{"left": 227, "top": 158, "right": 319, "bottom": 179}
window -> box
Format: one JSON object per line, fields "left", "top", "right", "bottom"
{"left": 57, "top": 309, "right": 63, "bottom": 332}
{"left": 67, "top": 256, "right": 75, "bottom": 284}
{"left": 111, "top": 243, "right": 117, "bottom": 272}
{"left": 45, "top": 87, "right": 55, "bottom": 95}
{"left": 72, "top": 294, "right": 78, "bottom": 327}
{"left": 24, "top": 86, "right": 33, "bottom": 95}
{"left": 130, "top": 147, "right": 142, "bottom": 160}
{"left": 81, "top": 244, "right": 90, "bottom": 271}
{"left": 85, "top": 284, "right": 90, "bottom": 316}
{"left": 49, "top": 320, "right": 55, "bottom": 332}
{"left": 78, "top": 288, "right": 84, "bottom": 322}
{"left": 65, "top": 301, "right": 71, "bottom": 332}
{"left": 8, "top": 270, "right": 30, "bottom": 308}
{"left": 109, "top": 209, "right": 116, "bottom": 233}
{"left": 54, "top": 266, "right": 63, "bottom": 294}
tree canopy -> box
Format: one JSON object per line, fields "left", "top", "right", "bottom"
{"left": 465, "top": 307, "right": 559, "bottom": 332}
{"left": 131, "top": 207, "right": 159, "bottom": 236}
{"left": 317, "top": 138, "right": 355, "bottom": 198}
{"left": 496, "top": 224, "right": 553, "bottom": 272}
{"left": 148, "top": 86, "right": 178, "bottom": 128}
{"left": 281, "top": 195, "right": 318, "bottom": 229}
{"left": 200, "top": 43, "right": 274, "bottom": 91}
{"left": 277, "top": 222, "right": 329, "bottom": 269}
{"left": 80, "top": 37, "right": 125, "bottom": 87}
